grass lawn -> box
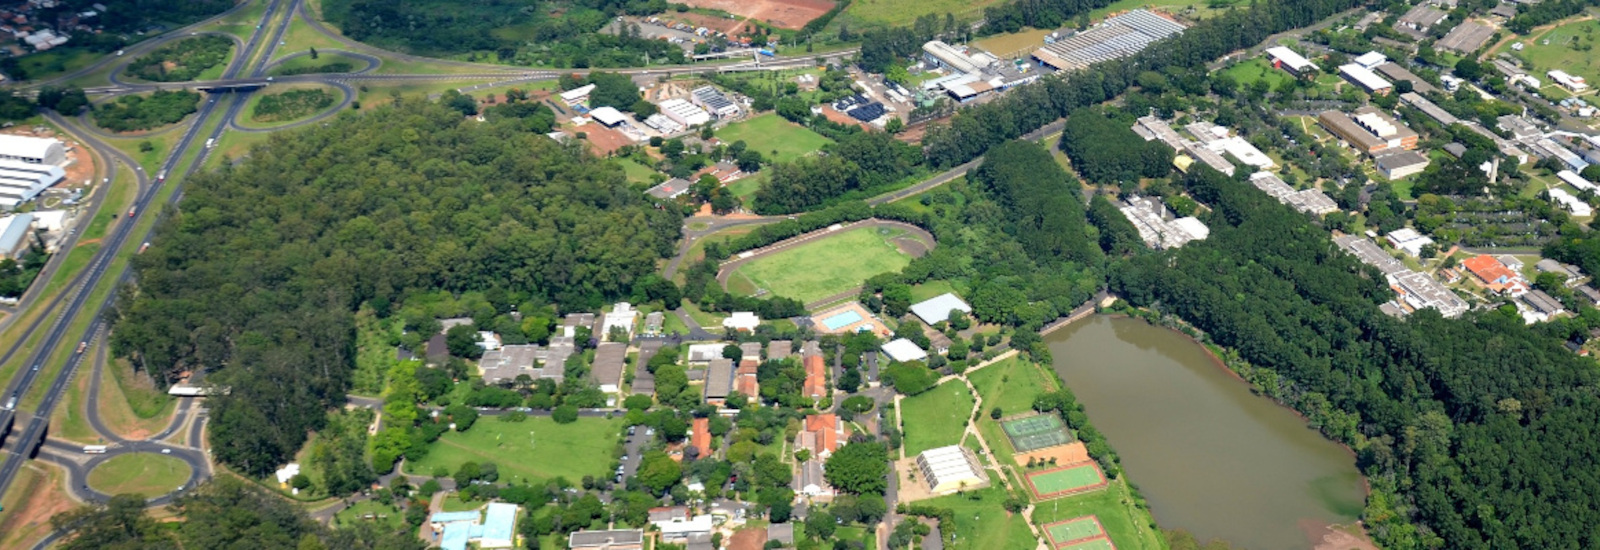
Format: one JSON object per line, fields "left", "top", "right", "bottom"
{"left": 48, "top": 350, "right": 96, "bottom": 444}
{"left": 726, "top": 173, "right": 765, "bottom": 202}
{"left": 616, "top": 158, "right": 661, "bottom": 186}
{"left": 908, "top": 280, "right": 959, "bottom": 304}
{"left": 1221, "top": 58, "right": 1293, "bottom": 88}
{"left": 845, "top": 0, "right": 1008, "bottom": 25}
{"left": 970, "top": 357, "right": 1056, "bottom": 416}
{"left": 268, "top": 51, "right": 374, "bottom": 76}
{"left": 900, "top": 380, "right": 976, "bottom": 456}
{"left": 14, "top": 47, "right": 101, "bottom": 82}
{"left": 333, "top": 500, "right": 405, "bottom": 529}
{"left": 919, "top": 471, "right": 1039, "bottom": 550}
{"left": 88, "top": 453, "right": 192, "bottom": 496}
{"left": 974, "top": 28, "right": 1055, "bottom": 59}
{"left": 1502, "top": 19, "right": 1600, "bottom": 90}
{"left": 98, "top": 357, "right": 178, "bottom": 438}
{"left": 441, "top": 493, "right": 483, "bottom": 512}
{"left": 831, "top": 526, "right": 879, "bottom": 548}
{"left": 725, "top": 226, "right": 914, "bottom": 304}
{"left": 1090, "top": 0, "right": 1227, "bottom": 19}
{"left": 713, "top": 114, "right": 832, "bottom": 164}
{"left": 0, "top": 463, "right": 69, "bottom": 550}
{"left": 403, "top": 416, "right": 623, "bottom": 486}
{"left": 1031, "top": 479, "right": 1164, "bottom": 550}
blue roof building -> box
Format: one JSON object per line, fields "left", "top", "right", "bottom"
{"left": 429, "top": 504, "right": 519, "bottom": 550}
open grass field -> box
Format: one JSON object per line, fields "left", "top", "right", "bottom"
{"left": 1028, "top": 463, "right": 1108, "bottom": 499}
{"left": 403, "top": 416, "right": 622, "bottom": 486}
{"left": 725, "top": 226, "right": 915, "bottom": 303}
{"left": 334, "top": 500, "right": 405, "bottom": 529}
{"left": 1090, "top": 0, "right": 1230, "bottom": 20}
{"left": 919, "top": 471, "right": 1040, "bottom": 550}
{"left": 1220, "top": 57, "right": 1294, "bottom": 88}
{"left": 268, "top": 51, "right": 374, "bottom": 76}
{"left": 727, "top": 173, "right": 766, "bottom": 202}
{"left": 48, "top": 350, "right": 97, "bottom": 444}
{"left": 616, "top": 158, "right": 661, "bottom": 185}
{"left": 88, "top": 453, "right": 192, "bottom": 496}
{"left": 1045, "top": 516, "right": 1106, "bottom": 546}
{"left": 975, "top": 28, "right": 1055, "bottom": 60}
{"left": 14, "top": 47, "right": 101, "bottom": 82}
{"left": 845, "top": 0, "right": 1007, "bottom": 25}
{"left": 900, "top": 380, "right": 975, "bottom": 456}
{"left": 970, "top": 357, "right": 1054, "bottom": 415}
{"left": 1502, "top": 18, "right": 1600, "bottom": 94}
{"left": 1031, "top": 479, "right": 1161, "bottom": 550}
{"left": 714, "top": 114, "right": 832, "bottom": 164}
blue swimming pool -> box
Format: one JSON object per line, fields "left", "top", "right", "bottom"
{"left": 821, "top": 310, "right": 864, "bottom": 331}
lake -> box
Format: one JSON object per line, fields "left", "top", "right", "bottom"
{"left": 1045, "top": 316, "right": 1366, "bottom": 549}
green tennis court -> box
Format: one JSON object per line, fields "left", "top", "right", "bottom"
{"left": 1045, "top": 516, "right": 1105, "bottom": 545}
{"left": 1060, "top": 537, "right": 1116, "bottom": 550}
{"left": 1028, "top": 463, "right": 1106, "bottom": 497}
{"left": 1002, "top": 414, "right": 1073, "bottom": 453}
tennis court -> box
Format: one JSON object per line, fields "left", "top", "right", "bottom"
{"left": 1060, "top": 537, "right": 1116, "bottom": 550}
{"left": 1027, "top": 463, "right": 1107, "bottom": 499}
{"left": 1044, "top": 516, "right": 1105, "bottom": 546}
{"left": 1002, "top": 414, "right": 1073, "bottom": 453}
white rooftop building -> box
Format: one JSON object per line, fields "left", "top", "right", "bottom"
{"left": 658, "top": 98, "right": 711, "bottom": 128}
{"left": 1385, "top": 228, "right": 1436, "bottom": 257}
{"left": 881, "top": 338, "right": 928, "bottom": 363}
{"left": 1339, "top": 64, "right": 1394, "bottom": 94}
{"left": 589, "top": 106, "right": 629, "bottom": 127}
{"left": 915, "top": 445, "right": 987, "bottom": 495}
{"left": 722, "top": 311, "right": 760, "bottom": 332}
{"left": 1353, "top": 51, "right": 1388, "bottom": 69}
{"left": 0, "top": 135, "right": 65, "bottom": 166}
{"left": 922, "top": 40, "right": 987, "bottom": 74}
{"left": 1265, "top": 46, "right": 1316, "bottom": 74}
{"left": 560, "top": 83, "right": 597, "bottom": 106}
{"left": 1558, "top": 170, "right": 1597, "bottom": 193}
{"left": 909, "top": 293, "right": 972, "bottom": 325}
{"left": 1549, "top": 187, "right": 1594, "bottom": 217}
{"left": 602, "top": 302, "right": 639, "bottom": 340}
{"left": 0, "top": 160, "right": 64, "bottom": 209}
{"left": 1549, "top": 69, "right": 1589, "bottom": 92}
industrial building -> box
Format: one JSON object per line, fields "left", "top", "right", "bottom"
{"left": 915, "top": 445, "right": 988, "bottom": 495}
{"left": 1265, "top": 46, "right": 1317, "bottom": 77}
{"left": 1032, "top": 10, "right": 1186, "bottom": 71}
{"left": 1132, "top": 115, "right": 1236, "bottom": 175}
{"left": 1318, "top": 107, "right": 1419, "bottom": 156}
{"left": 0, "top": 213, "right": 35, "bottom": 259}
{"left": 0, "top": 160, "right": 64, "bottom": 209}
{"left": 1548, "top": 70, "right": 1590, "bottom": 93}
{"left": 1401, "top": 92, "right": 1458, "bottom": 125}
{"left": 657, "top": 98, "right": 711, "bottom": 128}
{"left": 1247, "top": 172, "right": 1339, "bottom": 215}
{"left": 589, "top": 106, "right": 629, "bottom": 128}
{"left": 691, "top": 86, "right": 740, "bottom": 118}
{"left": 1333, "top": 234, "right": 1407, "bottom": 276}
{"left": 1436, "top": 21, "right": 1495, "bottom": 54}
{"left": 0, "top": 135, "right": 65, "bottom": 166}
{"left": 1397, "top": 4, "right": 1450, "bottom": 35}
{"left": 922, "top": 40, "right": 997, "bottom": 75}
{"left": 1339, "top": 63, "right": 1394, "bottom": 95}
{"left": 1119, "top": 195, "right": 1209, "bottom": 249}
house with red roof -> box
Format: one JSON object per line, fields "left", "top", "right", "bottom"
{"left": 690, "top": 417, "right": 711, "bottom": 459}
{"left": 1462, "top": 254, "right": 1529, "bottom": 296}
{"left": 802, "top": 354, "right": 827, "bottom": 400}
{"left": 797, "top": 414, "right": 845, "bottom": 458}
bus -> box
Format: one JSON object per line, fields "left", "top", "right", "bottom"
{"left": 83, "top": 445, "right": 108, "bottom": 454}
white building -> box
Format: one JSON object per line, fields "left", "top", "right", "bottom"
{"left": 655, "top": 514, "right": 713, "bottom": 542}
{"left": 0, "top": 160, "right": 64, "bottom": 209}
{"left": 1549, "top": 69, "right": 1589, "bottom": 93}
{"left": 1264, "top": 46, "right": 1316, "bottom": 76}
{"left": 560, "top": 84, "right": 596, "bottom": 107}
{"left": 658, "top": 98, "right": 711, "bottom": 128}
{"left": 922, "top": 40, "right": 987, "bottom": 74}
{"left": 722, "top": 311, "right": 760, "bottom": 332}
{"left": 0, "top": 135, "right": 65, "bottom": 166}
{"left": 1549, "top": 187, "right": 1594, "bottom": 217}
{"left": 909, "top": 293, "right": 972, "bottom": 326}
{"left": 1353, "top": 51, "right": 1388, "bottom": 69}
{"left": 1385, "top": 228, "right": 1436, "bottom": 257}
{"left": 915, "top": 445, "right": 987, "bottom": 495}
{"left": 1339, "top": 64, "right": 1394, "bottom": 94}
{"left": 880, "top": 338, "right": 928, "bottom": 363}
{"left": 1558, "top": 170, "right": 1597, "bottom": 192}
{"left": 691, "top": 86, "right": 740, "bottom": 119}
{"left": 589, "top": 106, "right": 629, "bottom": 128}
{"left": 602, "top": 302, "right": 639, "bottom": 340}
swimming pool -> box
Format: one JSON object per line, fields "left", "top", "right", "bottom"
{"left": 820, "top": 310, "right": 864, "bottom": 331}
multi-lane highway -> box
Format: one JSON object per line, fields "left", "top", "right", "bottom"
{"left": 0, "top": 0, "right": 859, "bottom": 526}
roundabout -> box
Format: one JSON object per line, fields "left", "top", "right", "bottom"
{"left": 86, "top": 452, "right": 193, "bottom": 498}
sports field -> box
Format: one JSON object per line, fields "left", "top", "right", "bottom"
{"left": 1003, "top": 414, "right": 1073, "bottom": 453}
{"left": 1045, "top": 516, "right": 1107, "bottom": 546}
{"left": 1028, "top": 463, "right": 1107, "bottom": 499}
{"left": 726, "top": 226, "right": 914, "bottom": 304}
{"left": 1061, "top": 538, "right": 1117, "bottom": 550}
{"left": 403, "top": 416, "right": 622, "bottom": 485}
{"left": 87, "top": 453, "right": 192, "bottom": 497}
{"left": 715, "top": 114, "right": 833, "bottom": 164}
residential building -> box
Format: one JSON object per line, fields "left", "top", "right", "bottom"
{"left": 739, "top": 342, "right": 763, "bottom": 360}
{"left": 767, "top": 340, "right": 792, "bottom": 361}
{"left": 479, "top": 344, "right": 564, "bottom": 385}
{"left": 690, "top": 417, "right": 711, "bottom": 459}
{"left": 1318, "top": 107, "right": 1419, "bottom": 156}
{"left": 1385, "top": 228, "right": 1436, "bottom": 257}
{"left": 643, "top": 311, "right": 664, "bottom": 336}
{"left": 569, "top": 529, "right": 645, "bottom": 550}
{"left": 658, "top": 98, "right": 711, "bottom": 127}
{"left": 735, "top": 360, "right": 759, "bottom": 399}
{"left": 909, "top": 293, "right": 973, "bottom": 326}
{"left": 1462, "top": 254, "right": 1529, "bottom": 295}
{"left": 802, "top": 354, "right": 827, "bottom": 400}
{"left": 881, "top": 338, "right": 928, "bottom": 363}
{"left": 1265, "top": 46, "right": 1316, "bottom": 77}
{"left": 703, "top": 161, "right": 743, "bottom": 183}
{"left": 1436, "top": 21, "right": 1495, "bottom": 54}
{"left": 1031, "top": 10, "right": 1186, "bottom": 71}
{"left": 602, "top": 302, "right": 638, "bottom": 340}
{"left": 795, "top": 459, "right": 832, "bottom": 496}
{"left": 1375, "top": 150, "right": 1431, "bottom": 179}
{"left": 691, "top": 86, "right": 740, "bottom": 118}
{"left": 592, "top": 342, "right": 628, "bottom": 394}
{"left": 0, "top": 134, "right": 64, "bottom": 165}
{"left": 915, "top": 445, "right": 988, "bottom": 495}
{"left": 704, "top": 358, "right": 734, "bottom": 403}
{"left": 656, "top": 514, "right": 713, "bottom": 542}
{"left": 0, "top": 160, "right": 64, "bottom": 209}
{"left": 1339, "top": 64, "right": 1394, "bottom": 95}
{"left": 798, "top": 413, "right": 844, "bottom": 457}
{"left": 687, "top": 344, "right": 725, "bottom": 364}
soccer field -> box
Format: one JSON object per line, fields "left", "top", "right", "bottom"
{"left": 1029, "top": 463, "right": 1106, "bottom": 498}
{"left": 715, "top": 114, "right": 832, "bottom": 164}
{"left": 727, "top": 226, "right": 914, "bottom": 304}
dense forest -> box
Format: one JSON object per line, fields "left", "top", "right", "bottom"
{"left": 91, "top": 89, "right": 200, "bottom": 132}
{"left": 1057, "top": 108, "right": 1173, "bottom": 185}
{"left": 323, "top": 0, "right": 683, "bottom": 67}
{"left": 50, "top": 0, "right": 235, "bottom": 34}
{"left": 125, "top": 35, "right": 233, "bottom": 82}
{"left": 1110, "top": 166, "right": 1600, "bottom": 549}
{"left": 751, "top": 131, "right": 920, "bottom": 214}
{"left": 108, "top": 99, "right": 680, "bottom": 477}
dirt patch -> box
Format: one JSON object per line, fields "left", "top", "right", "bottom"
{"left": 726, "top": 527, "right": 769, "bottom": 550}
{"left": 0, "top": 463, "right": 75, "bottom": 550}
{"left": 578, "top": 124, "right": 637, "bottom": 157}
{"left": 657, "top": 12, "right": 746, "bottom": 35}
{"left": 892, "top": 236, "right": 928, "bottom": 257}
{"left": 681, "top": 0, "right": 836, "bottom": 30}
{"left": 1302, "top": 519, "right": 1380, "bottom": 550}
{"left": 1014, "top": 440, "right": 1089, "bottom": 467}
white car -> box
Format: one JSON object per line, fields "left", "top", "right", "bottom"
{"left": 161, "top": 449, "right": 171, "bottom": 454}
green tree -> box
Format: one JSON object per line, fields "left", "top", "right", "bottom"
{"left": 823, "top": 442, "right": 889, "bottom": 495}
{"left": 637, "top": 450, "right": 683, "bottom": 494}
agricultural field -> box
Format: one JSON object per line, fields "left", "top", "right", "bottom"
{"left": 918, "top": 471, "right": 1039, "bottom": 550}
{"left": 900, "top": 380, "right": 976, "bottom": 456}
{"left": 402, "top": 416, "right": 623, "bottom": 486}
{"left": 1502, "top": 19, "right": 1600, "bottom": 93}
{"left": 87, "top": 453, "right": 192, "bottom": 497}
{"left": 714, "top": 114, "right": 833, "bottom": 164}
{"left": 845, "top": 0, "right": 1007, "bottom": 26}
{"left": 724, "top": 226, "right": 917, "bottom": 304}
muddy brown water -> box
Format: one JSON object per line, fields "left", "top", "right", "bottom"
{"left": 1045, "top": 316, "right": 1366, "bottom": 550}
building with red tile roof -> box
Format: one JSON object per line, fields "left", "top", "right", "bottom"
{"left": 798, "top": 414, "right": 844, "bottom": 458}
{"left": 803, "top": 354, "right": 827, "bottom": 400}
{"left": 1462, "top": 254, "right": 1529, "bottom": 296}
{"left": 690, "top": 417, "right": 711, "bottom": 459}
{"left": 735, "top": 360, "right": 760, "bottom": 400}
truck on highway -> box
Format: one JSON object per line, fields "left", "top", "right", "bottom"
{"left": 4, "top": 393, "right": 15, "bottom": 410}
{"left": 157, "top": 170, "right": 166, "bottom": 182}
{"left": 758, "top": 49, "right": 776, "bottom": 57}
{"left": 138, "top": 242, "right": 150, "bottom": 254}
{"left": 77, "top": 341, "right": 87, "bottom": 353}
{"left": 83, "top": 445, "right": 108, "bottom": 454}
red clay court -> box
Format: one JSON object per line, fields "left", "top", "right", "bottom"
{"left": 680, "top": 0, "right": 836, "bottom": 30}
{"left": 1026, "top": 462, "right": 1108, "bottom": 500}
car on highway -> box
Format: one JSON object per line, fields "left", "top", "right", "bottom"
{"left": 139, "top": 242, "right": 150, "bottom": 254}
{"left": 161, "top": 449, "right": 171, "bottom": 454}
{"left": 77, "top": 342, "right": 86, "bottom": 353}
